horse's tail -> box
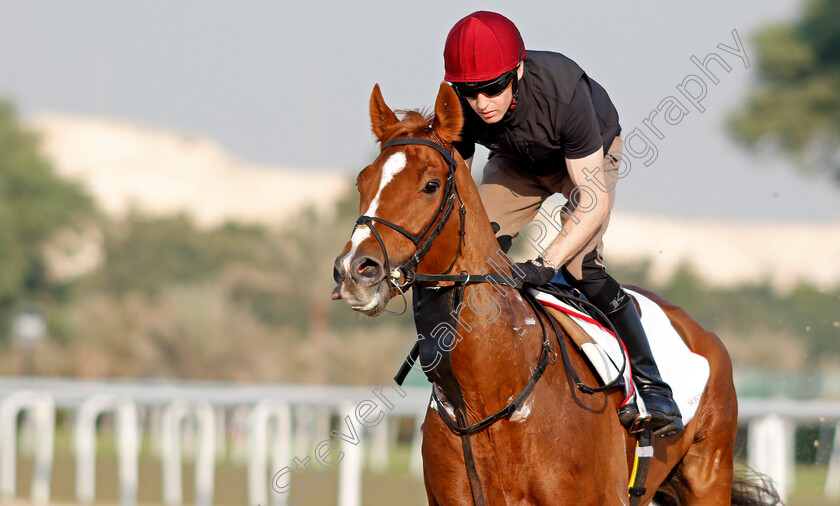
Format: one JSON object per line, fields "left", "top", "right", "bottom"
{"left": 654, "top": 465, "right": 783, "bottom": 505}
{"left": 729, "top": 469, "right": 783, "bottom": 506}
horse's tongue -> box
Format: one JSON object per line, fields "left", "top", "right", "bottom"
{"left": 331, "top": 285, "right": 343, "bottom": 300}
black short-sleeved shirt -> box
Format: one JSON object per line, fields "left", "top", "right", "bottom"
{"left": 453, "top": 51, "right": 621, "bottom": 177}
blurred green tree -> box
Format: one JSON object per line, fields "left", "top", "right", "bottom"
{"left": 0, "top": 101, "right": 95, "bottom": 335}
{"left": 728, "top": 0, "right": 840, "bottom": 181}
{"left": 93, "top": 214, "right": 268, "bottom": 295}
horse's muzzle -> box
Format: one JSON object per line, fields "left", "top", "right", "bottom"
{"left": 332, "top": 253, "right": 390, "bottom": 316}
{"left": 334, "top": 254, "right": 385, "bottom": 286}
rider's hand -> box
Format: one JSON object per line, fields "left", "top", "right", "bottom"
{"left": 514, "top": 259, "right": 556, "bottom": 286}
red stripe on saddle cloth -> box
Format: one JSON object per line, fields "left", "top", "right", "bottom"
{"left": 537, "top": 298, "right": 617, "bottom": 338}
{"left": 537, "top": 298, "right": 635, "bottom": 406}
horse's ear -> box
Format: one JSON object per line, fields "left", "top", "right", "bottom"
{"left": 432, "top": 82, "right": 463, "bottom": 145}
{"left": 370, "top": 84, "right": 399, "bottom": 144}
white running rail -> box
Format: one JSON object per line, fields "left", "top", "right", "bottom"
{"left": 0, "top": 391, "right": 55, "bottom": 504}
{"left": 74, "top": 394, "right": 139, "bottom": 505}
{"left": 0, "top": 378, "right": 836, "bottom": 505}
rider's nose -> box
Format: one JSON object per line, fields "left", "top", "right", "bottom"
{"left": 350, "top": 255, "right": 385, "bottom": 285}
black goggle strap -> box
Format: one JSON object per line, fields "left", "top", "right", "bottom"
{"left": 453, "top": 65, "right": 519, "bottom": 98}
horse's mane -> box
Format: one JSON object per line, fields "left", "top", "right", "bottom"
{"left": 380, "top": 109, "right": 436, "bottom": 144}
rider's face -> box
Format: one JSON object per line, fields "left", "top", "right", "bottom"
{"left": 465, "top": 85, "right": 514, "bottom": 124}
{"left": 463, "top": 63, "right": 524, "bottom": 125}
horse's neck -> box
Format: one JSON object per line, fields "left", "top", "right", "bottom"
{"left": 447, "top": 162, "right": 512, "bottom": 274}
{"left": 437, "top": 167, "right": 546, "bottom": 414}
{"left": 446, "top": 282, "right": 541, "bottom": 409}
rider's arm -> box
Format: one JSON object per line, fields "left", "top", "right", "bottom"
{"left": 540, "top": 78, "right": 614, "bottom": 269}
{"left": 541, "top": 149, "right": 615, "bottom": 269}
{"left": 463, "top": 156, "right": 473, "bottom": 170}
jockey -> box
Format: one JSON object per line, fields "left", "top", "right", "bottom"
{"left": 443, "top": 11, "right": 683, "bottom": 438}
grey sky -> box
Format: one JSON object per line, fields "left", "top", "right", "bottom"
{"left": 1, "top": 0, "right": 837, "bottom": 221}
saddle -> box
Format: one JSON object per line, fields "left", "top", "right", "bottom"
{"left": 534, "top": 286, "right": 710, "bottom": 427}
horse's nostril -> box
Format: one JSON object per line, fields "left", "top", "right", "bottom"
{"left": 349, "top": 255, "right": 384, "bottom": 284}
{"left": 357, "top": 258, "right": 380, "bottom": 278}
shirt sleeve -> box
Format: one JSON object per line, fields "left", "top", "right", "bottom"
{"left": 560, "top": 79, "right": 604, "bottom": 159}
{"left": 452, "top": 97, "right": 476, "bottom": 160}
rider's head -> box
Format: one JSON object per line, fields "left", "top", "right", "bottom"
{"left": 444, "top": 11, "right": 525, "bottom": 124}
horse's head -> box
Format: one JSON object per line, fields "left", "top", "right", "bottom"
{"left": 332, "top": 82, "right": 464, "bottom": 316}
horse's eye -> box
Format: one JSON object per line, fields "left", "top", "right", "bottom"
{"left": 423, "top": 180, "right": 441, "bottom": 194}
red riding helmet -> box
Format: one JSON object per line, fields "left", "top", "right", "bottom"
{"left": 444, "top": 11, "right": 526, "bottom": 83}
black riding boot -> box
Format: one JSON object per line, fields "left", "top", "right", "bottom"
{"left": 609, "top": 298, "right": 684, "bottom": 438}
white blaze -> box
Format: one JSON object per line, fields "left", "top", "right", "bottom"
{"left": 342, "top": 152, "right": 407, "bottom": 273}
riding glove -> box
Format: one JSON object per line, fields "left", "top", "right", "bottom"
{"left": 514, "top": 259, "right": 557, "bottom": 286}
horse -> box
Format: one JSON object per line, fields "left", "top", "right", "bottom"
{"left": 332, "top": 82, "right": 776, "bottom": 505}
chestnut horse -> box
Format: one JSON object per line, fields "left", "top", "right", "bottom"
{"left": 333, "top": 83, "right": 773, "bottom": 505}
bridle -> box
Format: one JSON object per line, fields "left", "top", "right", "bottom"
{"left": 350, "top": 133, "right": 623, "bottom": 395}
{"left": 352, "top": 136, "right": 524, "bottom": 316}
{"left": 353, "top": 137, "right": 465, "bottom": 306}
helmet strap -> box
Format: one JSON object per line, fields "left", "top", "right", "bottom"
{"left": 510, "top": 61, "right": 522, "bottom": 108}
{"left": 506, "top": 70, "right": 520, "bottom": 115}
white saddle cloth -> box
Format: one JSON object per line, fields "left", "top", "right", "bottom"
{"left": 533, "top": 289, "right": 709, "bottom": 425}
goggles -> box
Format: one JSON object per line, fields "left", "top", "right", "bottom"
{"left": 451, "top": 67, "right": 517, "bottom": 99}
